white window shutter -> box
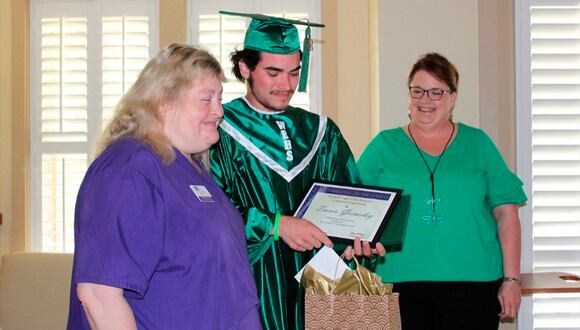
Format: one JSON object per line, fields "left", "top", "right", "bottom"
{"left": 529, "top": 2, "right": 580, "bottom": 328}
{"left": 198, "top": 14, "right": 246, "bottom": 103}
{"left": 41, "top": 17, "right": 88, "bottom": 143}
{"left": 41, "top": 154, "right": 87, "bottom": 252}
{"left": 102, "top": 16, "right": 150, "bottom": 127}
{"left": 38, "top": 15, "right": 90, "bottom": 252}
{"left": 30, "top": 0, "right": 157, "bottom": 253}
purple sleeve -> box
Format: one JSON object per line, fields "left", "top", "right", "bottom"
{"left": 72, "top": 161, "right": 165, "bottom": 298}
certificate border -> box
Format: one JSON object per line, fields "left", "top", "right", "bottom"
{"left": 293, "top": 180, "right": 402, "bottom": 245}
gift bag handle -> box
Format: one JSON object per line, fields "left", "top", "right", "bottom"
{"left": 336, "top": 254, "right": 375, "bottom": 295}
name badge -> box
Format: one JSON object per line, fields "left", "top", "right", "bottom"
{"left": 190, "top": 185, "right": 215, "bottom": 203}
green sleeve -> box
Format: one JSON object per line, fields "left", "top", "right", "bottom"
{"left": 479, "top": 131, "right": 527, "bottom": 208}
{"left": 210, "top": 132, "right": 274, "bottom": 265}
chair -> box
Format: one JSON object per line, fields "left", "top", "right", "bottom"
{"left": 0, "top": 252, "right": 73, "bottom": 330}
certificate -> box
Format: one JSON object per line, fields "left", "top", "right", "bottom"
{"left": 294, "top": 181, "right": 402, "bottom": 244}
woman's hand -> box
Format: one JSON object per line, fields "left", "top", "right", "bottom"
{"left": 343, "top": 237, "right": 386, "bottom": 260}
{"left": 493, "top": 204, "right": 522, "bottom": 320}
{"left": 498, "top": 280, "right": 521, "bottom": 320}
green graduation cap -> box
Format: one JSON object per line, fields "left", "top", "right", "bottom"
{"left": 219, "top": 10, "right": 325, "bottom": 92}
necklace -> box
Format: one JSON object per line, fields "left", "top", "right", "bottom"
{"left": 408, "top": 122, "right": 455, "bottom": 213}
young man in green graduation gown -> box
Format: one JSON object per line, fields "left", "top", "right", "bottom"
{"left": 210, "top": 11, "right": 385, "bottom": 330}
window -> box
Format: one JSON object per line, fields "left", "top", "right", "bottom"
{"left": 516, "top": 0, "right": 580, "bottom": 328}
{"left": 29, "top": 0, "right": 158, "bottom": 252}
{"left": 188, "top": 0, "right": 321, "bottom": 112}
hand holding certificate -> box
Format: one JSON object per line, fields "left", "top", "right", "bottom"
{"left": 294, "top": 181, "right": 402, "bottom": 245}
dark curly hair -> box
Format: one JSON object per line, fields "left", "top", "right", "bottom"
{"left": 230, "top": 49, "right": 261, "bottom": 82}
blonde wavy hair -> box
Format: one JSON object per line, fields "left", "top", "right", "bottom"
{"left": 97, "top": 43, "right": 224, "bottom": 164}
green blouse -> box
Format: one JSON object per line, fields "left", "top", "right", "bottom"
{"left": 357, "top": 123, "right": 527, "bottom": 283}
{"left": 210, "top": 98, "right": 359, "bottom": 330}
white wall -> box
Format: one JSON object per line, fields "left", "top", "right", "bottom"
{"left": 377, "top": 0, "right": 479, "bottom": 130}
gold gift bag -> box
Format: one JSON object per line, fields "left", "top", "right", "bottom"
{"left": 302, "top": 258, "right": 401, "bottom": 330}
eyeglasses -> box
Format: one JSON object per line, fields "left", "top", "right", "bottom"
{"left": 408, "top": 86, "right": 452, "bottom": 101}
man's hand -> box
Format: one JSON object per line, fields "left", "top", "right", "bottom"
{"left": 343, "top": 237, "right": 386, "bottom": 260}
{"left": 276, "top": 215, "right": 333, "bottom": 252}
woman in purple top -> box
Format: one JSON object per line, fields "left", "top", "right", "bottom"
{"left": 67, "top": 44, "right": 261, "bottom": 329}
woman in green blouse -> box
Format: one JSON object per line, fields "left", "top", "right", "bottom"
{"left": 358, "top": 52, "right": 527, "bottom": 330}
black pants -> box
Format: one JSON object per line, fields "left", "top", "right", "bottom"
{"left": 393, "top": 280, "right": 502, "bottom": 330}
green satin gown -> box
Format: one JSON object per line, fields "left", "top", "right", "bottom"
{"left": 210, "top": 97, "right": 360, "bottom": 330}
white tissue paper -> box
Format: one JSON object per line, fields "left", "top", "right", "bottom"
{"left": 294, "top": 246, "right": 350, "bottom": 283}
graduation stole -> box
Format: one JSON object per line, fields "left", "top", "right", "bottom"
{"left": 220, "top": 100, "right": 327, "bottom": 182}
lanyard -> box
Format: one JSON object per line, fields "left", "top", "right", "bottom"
{"left": 408, "top": 122, "right": 455, "bottom": 212}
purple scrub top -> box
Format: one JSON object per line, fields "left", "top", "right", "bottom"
{"left": 67, "top": 138, "right": 260, "bottom": 329}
